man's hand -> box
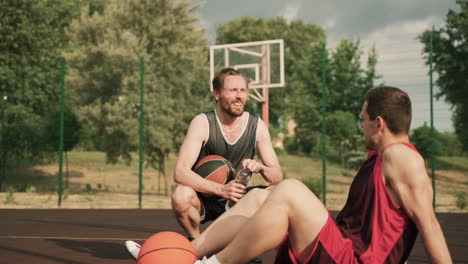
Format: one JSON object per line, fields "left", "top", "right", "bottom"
{"left": 220, "top": 180, "right": 246, "bottom": 202}
{"left": 241, "top": 159, "right": 265, "bottom": 174}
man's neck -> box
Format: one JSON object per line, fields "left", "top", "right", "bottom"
{"left": 375, "top": 133, "right": 410, "bottom": 153}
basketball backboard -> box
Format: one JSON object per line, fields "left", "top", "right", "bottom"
{"left": 209, "top": 39, "right": 285, "bottom": 102}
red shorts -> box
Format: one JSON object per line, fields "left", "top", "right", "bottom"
{"left": 274, "top": 214, "right": 358, "bottom": 264}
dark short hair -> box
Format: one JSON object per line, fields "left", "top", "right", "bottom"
{"left": 211, "top": 68, "right": 247, "bottom": 92}
{"left": 364, "top": 86, "right": 412, "bottom": 134}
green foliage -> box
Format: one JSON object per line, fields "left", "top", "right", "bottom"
{"left": 438, "top": 131, "right": 464, "bottom": 156}
{"left": 329, "top": 41, "right": 382, "bottom": 118}
{"left": 5, "top": 187, "right": 15, "bottom": 204}
{"left": 419, "top": 0, "right": 468, "bottom": 151}
{"left": 216, "top": 17, "right": 380, "bottom": 155}
{"left": 65, "top": 0, "right": 210, "bottom": 170}
{"left": 454, "top": 104, "right": 468, "bottom": 152}
{"left": 436, "top": 156, "right": 468, "bottom": 171}
{"left": 0, "top": 0, "right": 81, "bottom": 166}
{"left": 283, "top": 135, "right": 299, "bottom": 154}
{"left": 216, "top": 17, "right": 325, "bottom": 133}
{"left": 410, "top": 124, "right": 443, "bottom": 160}
{"left": 344, "top": 150, "right": 367, "bottom": 170}
{"left": 293, "top": 104, "right": 321, "bottom": 154}
{"left": 85, "top": 183, "right": 92, "bottom": 193}
{"left": 321, "top": 110, "right": 360, "bottom": 166}
{"left": 44, "top": 106, "right": 81, "bottom": 152}
{"left": 301, "top": 177, "right": 322, "bottom": 200}
{"left": 328, "top": 110, "right": 358, "bottom": 145}
{"left": 455, "top": 192, "right": 466, "bottom": 210}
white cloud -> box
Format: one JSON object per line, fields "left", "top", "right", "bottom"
{"left": 196, "top": 16, "right": 215, "bottom": 42}
{"left": 280, "top": 2, "right": 302, "bottom": 23}
{"left": 357, "top": 17, "right": 454, "bottom": 131}
{"left": 323, "top": 16, "right": 337, "bottom": 30}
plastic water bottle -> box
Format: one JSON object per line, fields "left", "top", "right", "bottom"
{"left": 235, "top": 169, "right": 252, "bottom": 186}
{"left": 226, "top": 169, "right": 252, "bottom": 210}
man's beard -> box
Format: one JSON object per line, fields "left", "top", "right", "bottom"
{"left": 220, "top": 100, "right": 244, "bottom": 117}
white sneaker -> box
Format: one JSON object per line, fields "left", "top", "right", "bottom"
{"left": 193, "top": 256, "right": 208, "bottom": 264}
{"left": 125, "top": 240, "right": 141, "bottom": 260}
{"left": 194, "top": 256, "right": 221, "bottom": 264}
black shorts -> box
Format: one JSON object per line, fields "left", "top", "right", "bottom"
{"left": 198, "top": 185, "right": 269, "bottom": 224}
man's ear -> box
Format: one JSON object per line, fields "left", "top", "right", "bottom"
{"left": 213, "top": 90, "right": 220, "bottom": 102}
{"left": 376, "top": 116, "right": 385, "bottom": 130}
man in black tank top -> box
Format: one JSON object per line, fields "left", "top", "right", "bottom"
{"left": 125, "top": 69, "right": 283, "bottom": 260}
{"left": 171, "top": 68, "right": 283, "bottom": 240}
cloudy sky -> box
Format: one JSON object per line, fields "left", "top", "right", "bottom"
{"left": 192, "top": 0, "right": 459, "bottom": 131}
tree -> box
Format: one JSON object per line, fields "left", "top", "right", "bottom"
{"left": 216, "top": 17, "right": 325, "bottom": 153}
{"left": 0, "top": 0, "right": 81, "bottom": 184}
{"left": 216, "top": 17, "right": 380, "bottom": 154}
{"left": 410, "top": 123, "right": 443, "bottom": 161}
{"left": 44, "top": 107, "right": 81, "bottom": 188}
{"left": 419, "top": 0, "right": 468, "bottom": 150}
{"left": 65, "top": 0, "right": 210, "bottom": 186}
{"left": 327, "top": 110, "right": 358, "bottom": 163}
{"left": 328, "top": 40, "right": 381, "bottom": 120}
{"left": 438, "top": 131, "right": 463, "bottom": 156}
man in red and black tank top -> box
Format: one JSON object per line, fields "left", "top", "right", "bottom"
{"left": 193, "top": 86, "right": 452, "bottom": 264}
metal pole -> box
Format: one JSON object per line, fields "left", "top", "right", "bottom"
{"left": 58, "top": 62, "right": 65, "bottom": 206}
{"left": 321, "top": 43, "right": 328, "bottom": 206}
{"left": 138, "top": 57, "right": 145, "bottom": 208}
{"left": 429, "top": 28, "right": 436, "bottom": 209}
{"left": 261, "top": 45, "right": 269, "bottom": 127}
{"left": 0, "top": 93, "right": 6, "bottom": 191}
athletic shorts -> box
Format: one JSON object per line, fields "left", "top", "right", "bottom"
{"left": 198, "top": 185, "right": 269, "bottom": 224}
{"left": 274, "top": 213, "right": 359, "bottom": 264}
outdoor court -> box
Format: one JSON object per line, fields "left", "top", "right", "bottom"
{"left": 0, "top": 209, "right": 466, "bottom": 264}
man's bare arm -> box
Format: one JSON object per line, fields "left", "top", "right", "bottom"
{"left": 174, "top": 114, "right": 245, "bottom": 200}
{"left": 383, "top": 145, "right": 452, "bottom": 264}
{"left": 242, "top": 119, "right": 282, "bottom": 184}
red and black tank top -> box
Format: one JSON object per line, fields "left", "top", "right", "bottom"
{"left": 336, "top": 142, "right": 419, "bottom": 263}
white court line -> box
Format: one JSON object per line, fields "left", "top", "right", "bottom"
{"left": 0, "top": 236, "right": 145, "bottom": 241}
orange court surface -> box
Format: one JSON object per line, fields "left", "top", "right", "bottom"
{"left": 0, "top": 209, "right": 466, "bottom": 264}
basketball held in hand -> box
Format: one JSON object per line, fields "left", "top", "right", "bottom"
{"left": 193, "top": 155, "right": 235, "bottom": 184}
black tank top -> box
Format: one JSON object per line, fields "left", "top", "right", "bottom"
{"left": 194, "top": 110, "right": 258, "bottom": 181}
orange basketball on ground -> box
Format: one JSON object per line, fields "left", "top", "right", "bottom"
{"left": 193, "top": 155, "right": 235, "bottom": 184}
{"left": 137, "top": 231, "right": 197, "bottom": 264}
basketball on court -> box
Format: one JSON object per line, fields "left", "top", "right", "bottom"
{"left": 137, "top": 231, "right": 197, "bottom": 264}
{"left": 193, "top": 155, "right": 235, "bottom": 184}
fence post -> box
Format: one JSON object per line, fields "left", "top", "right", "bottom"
{"left": 139, "top": 57, "right": 145, "bottom": 209}
{"left": 321, "top": 43, "right": 328, "bottom": 206}
{"left": 429, "top": 28, "right": 436, "bottom": 209}
{"left": 58, "top": 62, "right": 65, "bottom": 206}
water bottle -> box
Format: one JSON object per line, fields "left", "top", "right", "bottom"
{"left": 235, "top": 168, "right": 252, "bottom": 186}
{"left": 226, "top": 169, "right": 252, "bottom": 210}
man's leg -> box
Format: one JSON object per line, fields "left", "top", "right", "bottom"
{"left": 193, "top": 188, "right": 270, "bottom": 258}
{"left": 172, "top": 185, "right": 203, "bottom": 238}
{"left": 214, "top": 179, "right": 329, "bottom": 264}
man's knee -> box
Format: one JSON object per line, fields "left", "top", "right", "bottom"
{"left": 242, "top": 188, "right": 270, "bottom": 208}
{"left": 172, "top": 185, "right": 198, "bottom": 212}
{"left": 276, "top": 178, "right": 306, "bottom": 194}
{"left": 274, "top": 179, "right": 321, "bottom": 206}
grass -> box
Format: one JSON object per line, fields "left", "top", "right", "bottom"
{"left": 437, "top": 156, "right": 468, "bottom": 171}
{"left": 0, "top": 151, "right": 467, "bottom": 212}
